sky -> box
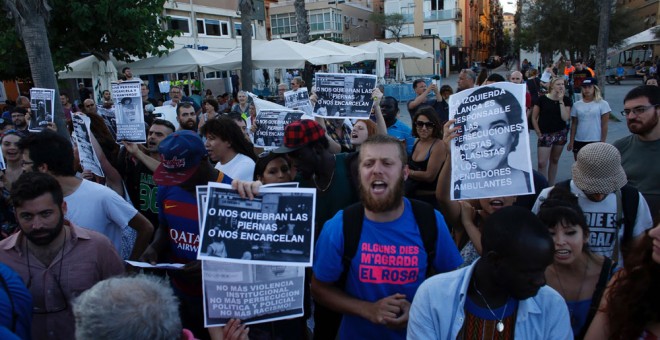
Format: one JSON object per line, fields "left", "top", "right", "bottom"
{"left": 502, "top": 0, "right": 517, "bottom": 14}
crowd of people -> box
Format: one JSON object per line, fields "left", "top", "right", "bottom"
{"left": 0, "top": 61, "right": 658, "bottom": 340}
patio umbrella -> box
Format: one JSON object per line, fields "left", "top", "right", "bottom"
{"left": 389, "top": 42, "right": 433, "bottom": 59}
{"left": 355, "top": 40, "right": 405, "bottom": 59}
{"left": 126, "top": 48, "right": 223, "bottom": 75}
{"left": 204, "top": 39, "right": 352, "bottom": 71}
{"left": 58, "top": 54, "right": 125, "bottom": 79}
{"left": 307, "top": 38, "right": 377, "bottom": 64}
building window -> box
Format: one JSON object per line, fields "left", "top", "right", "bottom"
{"left": 196, "top": 19, "right": 230, "bottom": 37}
{"left": 235, "top": 23, "right": 256, "bottom": 38}
{"left": 428, "top": 0, "right": 444, "bottom": 11}
{"left": 168, "top": 16, "right": 190, "bottom": 34}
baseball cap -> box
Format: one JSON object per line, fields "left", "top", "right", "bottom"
{"left": 581, "top": 77, "right": 597, "bottom": 86}
{"left": 153, "top": 130, "right": 207, "bottom": 186}
{"left": 272, "top": 119, "right": 325, "bottom": 154}
{"left": 572, "top": 143, "right": 627, "bottom": 195}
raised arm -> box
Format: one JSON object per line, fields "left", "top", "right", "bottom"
{"left": 435, "top": 120, "right": 462, "bottom": 228}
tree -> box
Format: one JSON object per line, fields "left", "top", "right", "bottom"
{"left": 519, "top": 0, "right": 639, "bottom": 62}
{"left": 3, "top": 0, "right": 67, "bottom": 136}
{"left": 0, "top": 0, "right": 178, "bottom": 79}
{"left": 596, "top": 0, "right": 612, "bottom": 96}
{"left": 0, "top": 0, "right": 178, "bottom": 137}
{"left": 239, "top": 0, "right": 254, "bottom": 92}
{"left": 294, "top": 0, "right": 313, "bottom": 90}
{"left": 370, "top": 13, "right": 405, "bottom": 41}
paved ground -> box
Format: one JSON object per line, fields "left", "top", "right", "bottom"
{"left": 397, "top": 68, "right": 638, "bottom": 183}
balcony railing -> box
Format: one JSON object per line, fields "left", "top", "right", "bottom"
{"left": 401, "top": 9, "right": 458, "bottom": 23}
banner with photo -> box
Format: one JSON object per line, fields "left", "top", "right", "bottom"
{"left": 253, "top": 110, "right": 304, "bottom": 149}
{"left": 111, "top": 81, "right": 146, "bottom": 143}
{"left": 448, "top": 82, "right": 534, "bottom": 200}
{"left": 72, "top": 114, "right": 104, "bottom": 177}
{"left": 198, "top": 183, "right": 315, "bottom": 266}
{"left": 313, "top": 73, "right": 377, "bottom": 119}
{"left": 0, "top": 147, "right": 5, "bottom": 171}
{"left": 202, "top": 261, "right": 305, "bottom": 327}
{"left": 284, "top": 88, "right": 314, "bottom": 116}
{"left": 28, "top": 88, "right": 55, "bottom": 132}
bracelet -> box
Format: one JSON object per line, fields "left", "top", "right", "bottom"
{"left": 410, "top": 170, "right": 415, "bottom": 176}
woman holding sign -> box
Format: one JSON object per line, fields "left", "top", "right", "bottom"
{"left": 532, "top": 76, "right": 572, "bottom": 185}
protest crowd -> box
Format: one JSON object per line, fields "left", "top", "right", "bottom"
{"left": 0, "top": 61, "right": 659, "bottom": 340}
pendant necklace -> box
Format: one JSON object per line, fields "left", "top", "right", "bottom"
{"left": 473, "top": 280, "right": 507, "bottom": 333}
{"left": 313, "top": 155, "right": 336, "bottom": 192}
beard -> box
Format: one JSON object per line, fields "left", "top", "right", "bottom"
{"left": 24, "top": 213, "right": 64, "bottom": 246}
{"left": 628, "top": 114, "right": 658, "bottom": 135}
{"left": 360, "top": 174, "right": 405, "bottom": 213}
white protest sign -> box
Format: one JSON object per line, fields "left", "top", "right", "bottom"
{"left": 448, "top": 83, "right": 535, "bottom": 200}
{"left": 313, "top": 73, "right": 377, "bottom": 119}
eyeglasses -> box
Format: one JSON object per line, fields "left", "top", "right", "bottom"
{"left": 28, "top": 274, "right": 68, "bottom": 314}
{"left": 415, "top": 121, "right": 435, "bottom": 129}
{"left": 170, "top": 91, "right": 181, "bottom": 94}
{"left": 621, "top": 105, "right": 658, "bottom": 116}
{"left": 84, "top": 104, "right": 96, "bottom": 108}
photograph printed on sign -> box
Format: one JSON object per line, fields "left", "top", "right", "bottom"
{"left": 198, "top": 183, "right": 316, "bottom": 266}
{"left": 72, "top": 114, "right": 104, "bottom": 177}
{"left": 284, "top": 88, "right": 314, "bottom": 116}
{"left": 28, "top": 88, "right": 55, "bottom": 132}
{"left": 313, "top": 73, "right": 377, "bottom": 119}
{"left": 202, "top": 261, "right": 305, "bottom": 327}
{"left": 112, "top": 81, "right": 146, "bottom": 143}
{"left": 253, "top": 110, "right": 303, "bottom": 149}
{"left": 448, "top": 83, "right": 535, "bottom": 200}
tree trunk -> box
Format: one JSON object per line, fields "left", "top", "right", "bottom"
{"left": 7, "top": 1, "right": 68, "bottom": 138}
{"left": 596, "top": 0, "right": 611, "bottom": 97}
{"left": 294, "top": 0, "right": 313, "bottom": 90}
{"left": 240, "top": 0, "right": 253, "bottom": 93}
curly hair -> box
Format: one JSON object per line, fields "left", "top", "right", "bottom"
{"left": 604, "top": 233, "right": 660, "bottom": 339}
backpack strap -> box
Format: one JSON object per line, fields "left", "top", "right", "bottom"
{"left": 339, "top": 202, "right": 365, "bottom": 288}
{"left": 409, "top": 199, "right": 438, "bottom": 278}
{"left": 338, "top": 200, "right": 439, "bottom": 287}
{"left": 619, "top": 184, "right": 639, "bottom": 247}
{"left": 579, "top": 257, "right": 614, "bottom": 339}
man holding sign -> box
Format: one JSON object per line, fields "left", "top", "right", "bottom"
{"left": 311, "top": 135, "right": 462, "bottom": 340}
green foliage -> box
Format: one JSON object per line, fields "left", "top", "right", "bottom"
{"left": 519, "top": 0, "right": 639, "bottom": 58}
{"left": 370, "top": 12, "right": 405, "bottom": 40}
{"left": 0, "top": 0, "right": 180, "bottom": 80}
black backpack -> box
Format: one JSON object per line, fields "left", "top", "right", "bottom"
{"left": 338, "top": 199, "right": 439, "bottom": 287}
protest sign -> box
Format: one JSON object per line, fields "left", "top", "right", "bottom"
{"left": 111, "top": 81, "right": 146, "bottom": 143}
{"left": 97, "top": 106, "right": 118, "bottom": 140}
{"left": 313, "top": 73, "right": 377, "bottom": 119}
{"left": 202, "top": 261, "right": 305, "bottom": 327}
{"left": 28, "top": 88, "right": 55, "bottom": 132}
{"left": 198, "top": 183, "right": 315, "bottom": 266}
{"left": 72, "top": 114, "right": 104, "bottom": 177}
{"left": 284, "top": 88, "right": 314, "bottom": 116}
{"left": 153, "top": 105, "right": 179, "bottom": 130}
{"left": 253, "top": 110, "right": 304, "bottom": 149}
{"left": 448, "top": 83, "right": 534, "bottom": 200}
{"left": 0, "top": 148, "right": 5, "bottom": 171}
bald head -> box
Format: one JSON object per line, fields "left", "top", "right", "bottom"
{"left": 509, "top": 71, "right": 524, "bottom": 84}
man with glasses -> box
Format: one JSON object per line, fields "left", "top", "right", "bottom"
{"left": 614, "top": 85, "right": 660, "bottom": 223}
{"left": 0, "top": 172, "right": 124, "bottom": 340}
{"left": 10, "top": 107, "right": 29, "bottom": 136}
